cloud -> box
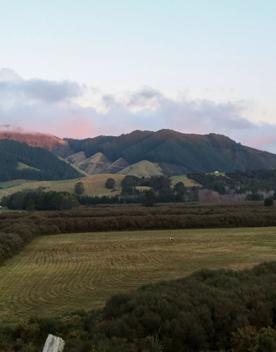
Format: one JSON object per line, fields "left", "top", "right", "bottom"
{"left": 127, "top": 87, "right": 163, "bottom": 111}
{"left": 1, "top": 68, "right": 276, "bottom": 152}
{"left": 0, "top": 68, "right": 21, "bottom": 82}
{"left": 98, "top": 88, "right": 255, "bottom": 136}
{"left": 0, "top": 68, "right": 84, "bottom": 103}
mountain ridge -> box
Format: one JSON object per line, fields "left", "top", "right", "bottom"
{"left": 2, "top": 129, "right": 276, "bottom": 176}
{"left": 62, "top": 129, "right": 276, "bottom": 174}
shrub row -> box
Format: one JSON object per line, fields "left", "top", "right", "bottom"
{"left": 1, "top": 203, "right": 276, "bottom": 264}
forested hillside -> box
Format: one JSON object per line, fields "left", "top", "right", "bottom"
{"left": 63, "top": 129, "right": 276, "bottom": 174}
{"left": 0, "top": 140, "right": 80, "bottom": 181}
{"left": 4, "top": 129, "right": 276, "bottom": 176}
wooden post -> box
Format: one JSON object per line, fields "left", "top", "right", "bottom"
{"left": 42, "top": 334, "right": 65, "bottom": 352}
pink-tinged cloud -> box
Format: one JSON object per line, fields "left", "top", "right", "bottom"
{"left": 57, "top": 117, "right": 98, "bottom": 139}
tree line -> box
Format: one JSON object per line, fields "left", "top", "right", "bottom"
{"left": 2, "top": 190, "right": 78, "bottom": 211}
{"left": 1, "top": 175, "right": 198, "bottom": 211}
{"left": 1, "top": 203, "right": 276, "bottom": 264}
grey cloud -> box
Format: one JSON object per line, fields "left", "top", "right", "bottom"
{"left": 21, "top": 79, "right": 84, "bottom": 102}
{"left": 124, "top": 89, "right": 254, "bottom": 132}
{"left": 127, "top": 87, "right": 162, "bottom": 108}
{"left": 0, "top": 70, "right": 84, "bottom": 103}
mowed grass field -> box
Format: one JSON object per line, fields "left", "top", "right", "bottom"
{"left": 1, "top": 227, "right": 276, "bottom": 322}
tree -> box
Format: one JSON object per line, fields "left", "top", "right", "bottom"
{"left": 246, "top": 192, "right": 264, "bottom": 201}
{"left": 149, "top": 176, "right": 171, "bottom": 192}
{"left": 212, "top": 181, "right": 226, "bottom": 194}
{"left": 264, "top": 197, "right": 274, "bottom": 207}
{"left": 105, "top": 178, "right": 116, "bottom": 190}
{"left": 121, "top": 176, "right": 139, "bottom": 195}
{"left": 74, "top": 181, "right": 85, "bottom": 195}
{"left": 143, "top": 190, "right": 156, "bottom": 207}
{"left": 173, "top": 182, "right": 186, "bottom": 200}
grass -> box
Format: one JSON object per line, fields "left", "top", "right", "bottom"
{"left": 119, "top": 160, "right": 163, "bottom": 177}
{"left": 0, "top": 174, "right": 125, "bottom": 199}
{"left": 1, "top": 227, "right": 276, "bottom": 322}
{"left": 16, "top": 162, "right": 40, "bottom": 172}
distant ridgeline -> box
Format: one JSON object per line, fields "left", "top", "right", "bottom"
{"left": 0, "top": 140, "right": 80, "bottom": 182}
{"left": 2, "top": 129, "right": 276, "bottom": 182}
{"left": 62, "top": 130, "right": 276, "bottom": 175}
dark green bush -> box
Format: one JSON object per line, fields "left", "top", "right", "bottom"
{"left": 264, "top": 197, "right": 274, "bottom": 207}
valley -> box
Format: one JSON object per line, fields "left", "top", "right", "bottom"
{"left": 2, "top": 4, "right": 275, "bottom": 349}
{"left": 1, "top": 130, "right": 276, "bottom": 350}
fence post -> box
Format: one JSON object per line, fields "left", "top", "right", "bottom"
{"left": 42, "top": 334, "right": 65, "bottom": 352}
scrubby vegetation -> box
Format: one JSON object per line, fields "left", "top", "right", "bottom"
{"left": 0, "top": 231, "right": 34, "bottom": 264}
{"left": 1, "top": 262, "right": 276, "bottom": 351}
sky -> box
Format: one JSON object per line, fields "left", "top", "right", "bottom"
{"left": 0, "top": 0, "right": 276, "bottom": 151}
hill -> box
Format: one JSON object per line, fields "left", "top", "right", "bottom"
{"left": 73, "top": 152, "right": 111, "bottom": 174}
{"left": 63, "top": 129, "right": 276, "bottom": 174}
{"left": 3, "top": 129, "right": 276, "bottom": 177}
{"left": 0, "top": 140, "right": 80, "bottom": 182}
{"left": 119, "top": 160, "right": 163, "bottom": 177}
{"left": 0, "top": 130, "right": 66, "bottom": 150}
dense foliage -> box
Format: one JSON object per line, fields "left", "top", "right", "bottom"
{"left": 189, "top": 169, "right": 276, "bottom": 194}
{"left": 2, "top": 190, "right": 79, "bottom": 211}
{"left": 0, "top": 231, "right": 35, "bottom": 264}
{"left": 0, "top": 140, "right": 79, "bottom": 181}
{"left": 121, "top": 175, "right": 193, "bottom": 203}
{"left": 1, "top": 262, "right": 276, "bottom": 351}
{"left": 264, "top": 197, "right": 274, "bottom": 207}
